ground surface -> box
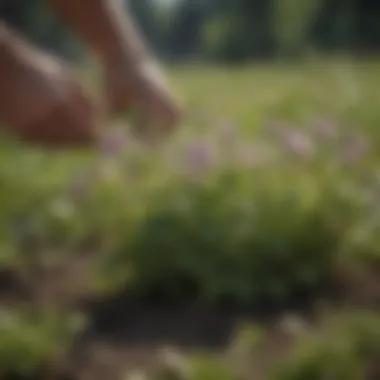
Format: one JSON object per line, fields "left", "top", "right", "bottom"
{"left": 1, "top": 60, "right": 380, "bottom": 380}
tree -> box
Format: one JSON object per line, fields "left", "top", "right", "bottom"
{"left": 167, "top": 0, "right": 208, "bottom": 59}
{"left": 0, "top": 0, "right": 82, "bottom": 59}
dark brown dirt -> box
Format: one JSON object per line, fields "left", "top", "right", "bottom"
{"left": 0, "top": 258, "right": 293, "bottom": 380}
{"left": 1, "top": 255, "right": 379, "bottom": 380}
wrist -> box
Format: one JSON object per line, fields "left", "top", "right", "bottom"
{"left": 101, "top": 35, "right": 152, "bottom": 67}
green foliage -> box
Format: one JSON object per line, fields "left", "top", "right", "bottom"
{"left": 271, "top": 311, "right": 380, "bottom": 380}
{"left": 273, "top": 0, "right": 321, "bottom": 56}
{"left": 2, "top": 62, "right": 380, "bottom": 307}
{"left": 202, "top": 14, "right": 250, "bottom": 62}
{"left": 170, "top": 0, "right": 380, "bottom": 61}
{"left": 2, "top": 0, "right": 380, "bottom": 61}
{"left": 121, "top": 166, "right": 342, "bottom": 306}
{"left": 1, "top": 0, "right": 82, "bottom": 58}
{"left": 0, "top": 309, "right": 85, "bottom": 378}
{"left": 0, "top": 63, "right": 380, "bottom": 379}
{"left": 128, "top": 311, "right": 380, "bottom": 380}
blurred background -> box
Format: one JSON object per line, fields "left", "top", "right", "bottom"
{"left": 0, "top": 1, "right": 380, "bottom": 380}
{"left": 1, "top": 0, "right": 380, "bottom": 62}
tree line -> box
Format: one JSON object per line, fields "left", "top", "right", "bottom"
{"left": 1, "top": 0, "right": 380, "bottom": 62}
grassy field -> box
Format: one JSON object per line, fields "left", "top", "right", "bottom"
{"left": 0, "top": 59, "right": 380, "bottom": 379}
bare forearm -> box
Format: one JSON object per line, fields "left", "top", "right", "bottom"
{"left": 0, "top": 24, "right": 31, "bottom": 74}
{"left": 0, "top": 23, "right": 101, "bottom": 147}
{"left": 49, "top": 0, "right": 150, "bottom": 65}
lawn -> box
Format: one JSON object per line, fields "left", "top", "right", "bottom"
{"left": 0, "top": 59, "right": 379, "bottom": 380}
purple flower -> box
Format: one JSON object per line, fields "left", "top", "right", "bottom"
{"left": 313, "top": 117, "right": 338, "bottom": 140}
{"left": 100, "top": 129, "right": 128, "bottom": 157}
{"left": 280, "top": 130, "right": 315, "bottom": 160}
{"left": 184, "top": 140, "right": 216, "bottom": 176}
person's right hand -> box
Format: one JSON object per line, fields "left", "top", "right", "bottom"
{"left": 104, "top": 57, "right": 183, "bottom": 141}
{"left": 0, "top": 26, "right": 100, "bottom": 149}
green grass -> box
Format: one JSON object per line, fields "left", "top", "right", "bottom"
{"left": 1, "top": 59, "right": 380, "bottom": 379}
{"left": 2, "top": 59, "right": 380, "bottom": 299}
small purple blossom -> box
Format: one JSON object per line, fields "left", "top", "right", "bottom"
{"left": 184, "top": 140, "right": 217, "bottom": 176}
{"left": 280, "top": 129, "right": 315, "bottom": 160}
{"left": 100, "top": 129, "right": 128, "bottom": 157}
{"left": 312, "top": 117, "right": 338, "bottom": 140}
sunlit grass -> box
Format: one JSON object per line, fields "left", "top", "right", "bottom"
{"left": 1, "top": 59, "right": 380, "bottom": 379}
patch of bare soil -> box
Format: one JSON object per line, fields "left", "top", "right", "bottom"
{"left": 0, "top": 258, "right": 295, "bottom": 380}
{"left": 1, "top": 255, "right": 379, "bottom": 380}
